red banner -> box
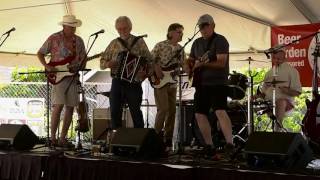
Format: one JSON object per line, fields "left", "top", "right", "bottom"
{"left": 271, "top": 23, "right": 320, "bottom": 87}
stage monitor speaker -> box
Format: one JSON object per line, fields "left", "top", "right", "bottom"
{"left": 0, "top": 124, "right": 38, "bottom": 150}
{"left": 92, "top": 108, "right": 132, "bottom": 141}
{"left": 110, "top": 128, "right": 164, "bottom": 159}
{"left": 244, "top": 132, "right": 313, "bottom": 169}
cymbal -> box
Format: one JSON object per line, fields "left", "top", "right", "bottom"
{"left": 235, "top": 57, "right": 267, "bottom": 63}
{"left": 264, "top": 79, "right": 287, "bottom": 84}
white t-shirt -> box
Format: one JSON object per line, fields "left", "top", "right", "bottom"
{"left": 261, "top": 62, "right": 302, "bottom": 105}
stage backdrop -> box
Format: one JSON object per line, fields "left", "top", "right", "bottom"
{"left": 271, "top": 23, "right": 320, "bottom": 87}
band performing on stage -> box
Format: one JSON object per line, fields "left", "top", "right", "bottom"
{"left": 33, "top": 13, "right": 311, "bottom": 159}
{"left": 0, "top": 11, "right": 318, "bottom": 179}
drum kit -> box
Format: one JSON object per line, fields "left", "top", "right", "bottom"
{"left": 226, "top": 57, "right": 285, "bottom": 145}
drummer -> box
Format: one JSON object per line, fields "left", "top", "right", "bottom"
{"left": 256, "top": 49, "right": 302, "bottom": 131}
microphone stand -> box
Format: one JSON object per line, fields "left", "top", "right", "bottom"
{"left": 66, "top": 33, "right": 100, "bottom": 152}
{"left": 0, "top": 32, "right": 12, "bottom": 48}
{"left": 18, "top": 70, "right": 68, "bottom": 150}
{"left": 264, "top": 31, "right": 320, "bottom": 59}
{"left": 172, "top": 29, "right": 200, "bottom": 158}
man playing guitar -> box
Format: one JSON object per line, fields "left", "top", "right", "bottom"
{"left": 151, "top": 23, "right": 185, "bottom": 146}
{"left": 37, "top": 14, "right": 87, "bottom": 148}
{"left": 184, "top": 14, "right": 234, "bottom": 159}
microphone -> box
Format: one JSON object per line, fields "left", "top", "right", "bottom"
{"left": 136, "top": 34, "right": 148, "bottom": 38}
{"left": 264, "top": 44, "right": 284, "bottom": 59}
{"left": 90, "top": 29, "right": 105, "bottom": 36}
{"left": 2, "top": 27, "right": 15, "bottom": 36}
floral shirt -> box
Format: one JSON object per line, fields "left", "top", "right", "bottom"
{"left": 38, "top": 31, "right": 86, "bottom": 66}
{"left": 151, "top": 40, "right": 184, "bottom": 69}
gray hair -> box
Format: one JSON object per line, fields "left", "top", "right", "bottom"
{"left": 115, "top": 16, "right": 132, "bottom": 29}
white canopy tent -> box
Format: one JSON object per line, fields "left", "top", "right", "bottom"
{"left": 0, "top": 0, "right": 319, "bottom": 70}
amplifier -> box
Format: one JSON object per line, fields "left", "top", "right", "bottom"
{"left": 92, "top": 108, "right": 133, "bottom": 141}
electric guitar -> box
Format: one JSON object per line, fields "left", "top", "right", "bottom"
{"left": 46, "top": 53, "right": 102, "bottom": 84}
{"left": 149, "top": 69, "right": 180, "bottom": 89}
{"left": 188, "top": 51, "right": 210, "bottom": 87}
{"left": 302, "top": 42, "right": 320, "bottom": 145}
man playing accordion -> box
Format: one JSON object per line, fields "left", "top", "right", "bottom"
{"left": 100, "top": 16, "right": 152, "bottom": 129}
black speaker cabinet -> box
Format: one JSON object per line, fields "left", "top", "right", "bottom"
{"left": 0, "top": 124, "right": 38, "bottom": 150}
{"left": 110, "top": 128, "right": 164, "bottom": 159}
{"left": 244, "top": 132, "right": 313, "bottom": 169}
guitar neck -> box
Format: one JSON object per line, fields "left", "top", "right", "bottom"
{"left": 312, "top": 45, "right": 319, "bottom": 99}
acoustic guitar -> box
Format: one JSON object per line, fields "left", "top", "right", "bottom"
{"left": 188, "top": 51, "right": 210, "bottom": 87}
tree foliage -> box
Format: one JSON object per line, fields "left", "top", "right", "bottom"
{"left": 11, "top": 67, "right": 46, "bottom": 82}
{"left": 0, "top": 67, "right": 46, "bottom": 97}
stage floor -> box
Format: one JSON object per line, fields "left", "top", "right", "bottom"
{"left": 1, "top": 144, "right": 320, "bottom": 180}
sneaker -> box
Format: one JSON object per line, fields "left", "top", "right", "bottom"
{"left": 164, "top": 138, "right": 172, "bottom": 147}
{"left": 50, "top": 139, "right": 58, "bottom": 146}
{"left": 202, "top": 145, "right": 220, "bottom": 160}
{"left": 224, "top": 143, "right": 235, "bottom": 160}
{"left": 58, "top": 139, "right": 75, "bottom": 149}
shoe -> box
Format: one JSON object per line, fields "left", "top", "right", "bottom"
{"left": 202, "top": 145, "right": 220, "bottom": 160}
{"left": 58, "top": 139, "right": 75, "bottom": 149}
{"left": 50, "top": 139, "right": 58, "bottom": 147}
{"left": 224, "top": 143, "right": 235, "bottom": 160}
{"left": 164, "top": 138, "right": 172, "bottom": 147}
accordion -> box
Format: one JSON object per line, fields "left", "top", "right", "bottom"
{"left": 115, "top": 51, "right": 147, "bottom": 83}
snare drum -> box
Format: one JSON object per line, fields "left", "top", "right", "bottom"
{"left": 252, "top": 100, "right": 272, "bottom": 115}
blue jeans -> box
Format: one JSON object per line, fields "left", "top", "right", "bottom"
{"left": 109, "top": 78, "right": 144, "bottom": 129}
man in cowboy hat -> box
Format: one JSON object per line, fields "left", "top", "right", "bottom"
{"left": 37, "top": 14, "right": 86, "bottom": 148}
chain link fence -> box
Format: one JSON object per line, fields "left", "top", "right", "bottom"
{"left": 0, "top": 82, "right": 158, "bottom": 141}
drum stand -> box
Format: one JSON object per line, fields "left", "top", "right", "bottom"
{"left": 246, "top": 57, "right": 258, "bottom": 135}
{"left": 268, "top": 77, "right": 286, "bottom": 132}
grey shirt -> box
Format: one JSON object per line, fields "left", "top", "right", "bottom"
{"left": 190, "top": 33, "right": 229, "bottom": 86}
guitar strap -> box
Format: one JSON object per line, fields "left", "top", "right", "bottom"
{"left": 205, "top": 32, "right": 217, "bottom": 60}
{"left": 117, "top": 36, "right": 141, "bottom": 52}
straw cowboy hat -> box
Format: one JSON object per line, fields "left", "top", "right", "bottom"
{"left": 58, "top": 15, "right": 82, "bottom": 27}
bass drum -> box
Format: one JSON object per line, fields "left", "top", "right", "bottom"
{"left": 228, "top": 72, "right": 248, "bottom": 100}
{"left": 212, "top": 101, "right": 248, "bottom": 148}
{"left": 188, "top": 101, "right": 248, "bottom": 148}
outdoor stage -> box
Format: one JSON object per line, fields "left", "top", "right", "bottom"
{"left": 1, "top": 145, "right": 320, "bottom": 180}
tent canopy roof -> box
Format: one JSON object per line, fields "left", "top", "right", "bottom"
{"left": 0, "top": 0, "right": 319, "bottom": 68}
